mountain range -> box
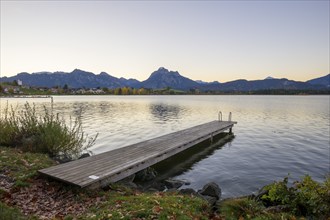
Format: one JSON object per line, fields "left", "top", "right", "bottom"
{"left": 1, "top": 67, "right": 329, "bottom": 91}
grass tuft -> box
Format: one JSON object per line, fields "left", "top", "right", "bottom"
{"left": 0, "top": 147, "right": 55, "bottom": 187}
{"left": 87, "top": 191, "right": 210, "bottom": 220}
{"left": 0, "top": 202, "right": 26, "bottom": 220}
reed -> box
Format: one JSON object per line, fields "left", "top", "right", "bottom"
{"left": 0, "top": 102, "right": 97, "bottom": 160}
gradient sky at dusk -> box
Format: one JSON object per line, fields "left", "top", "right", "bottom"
{"left": 1, "top": 1, "right": 329, "bottom": 82}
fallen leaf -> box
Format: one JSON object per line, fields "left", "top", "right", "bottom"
{"left": 153, "top": 205, "right": 163, "bottom": 214}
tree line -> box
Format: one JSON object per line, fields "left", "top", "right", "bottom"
{"left": 1, "top": 81, "right": 329, "bottom": 95}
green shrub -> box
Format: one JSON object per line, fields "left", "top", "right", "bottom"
{"left": 0, "top": 105, "right": 20, "bottom": 145}
{"left": 261, "top": 175, "right": 330, "bottom": 218}
{"left": 261, "top": 176, "right": 295, "bottom": 206}
{"left": 293, "top": 175, "right": 330, "bottom": 217}
{"left": 0, "top": 102, "right": 97, "bottom": 159}
{"left": 219, "top": 176, "right": 329, "bottom": 219}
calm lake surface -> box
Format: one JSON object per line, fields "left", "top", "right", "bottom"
{"left": 1, "top": 95, "right": 329, "bottom": 198}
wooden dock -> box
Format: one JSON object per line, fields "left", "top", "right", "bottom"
{"left": 39, "top": 120, "right": 236, "bottom": 189}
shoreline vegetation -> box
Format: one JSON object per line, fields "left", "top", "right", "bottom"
{"left": 1, "top": 103, "right": 329, "bottom": 219}
{"left": 0, "top": 102, "right": 97, "bottom": 161}
{"left": 1, "top": 81, "right": 329, "bottom": 96}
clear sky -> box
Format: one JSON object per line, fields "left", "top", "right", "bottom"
{"left": 1, "top": 1, "right": 329, "bottom": 82}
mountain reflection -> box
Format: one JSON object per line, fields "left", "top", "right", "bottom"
{"left": 149, "top": 104, "right": 183, "bottom": 122}
{"left": 71, "top": 102, "right": 88, "bottom": 117}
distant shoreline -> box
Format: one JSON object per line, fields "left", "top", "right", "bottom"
{"left": 1, "top": 92, "right": 330, "bottom": 97}
{"left": 1, "top": 80, "right": 329, "bottom": 97}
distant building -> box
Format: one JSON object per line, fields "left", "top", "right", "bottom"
{"left": 17, "top": 79, "right": 23, "bottom": 86}
{"left": 14, "top": 88, "right": 20, "bottom": 93}
{"left": 51, "top": 88, "right": 58, "bottom": 93}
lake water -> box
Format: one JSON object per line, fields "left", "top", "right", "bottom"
{"left": 1, "top": 95, "right": 329, "bottom": 198}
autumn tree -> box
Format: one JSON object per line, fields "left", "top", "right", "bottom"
{"left": 122, "top": 87, "right": 129, "bottom": 95}
{"left": 138, "top": 88, "right": 146, "bottom": 95}
{"left": 114, "top": 88, "right": 122, "bottom": 95}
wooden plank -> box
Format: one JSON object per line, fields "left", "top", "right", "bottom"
{"left": 39, "top": 120, "right": 236, "bottom": 188}
{"left": 45, "top": 122, "right": 232, "bottom": 178}
{"left": 83, "top": 126, "right": 232, "bottom": 187}
{"left": 77, "top": 126, "right": 231, "bottom": 187}
{"left": 42, "top": 121, "right": 232, "bottom": 181}
{"left": 41, "top": 121, "right": 234, "bottom": 186}
{"left": 42, "top": 121, "right": 222, "bottom": 174}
